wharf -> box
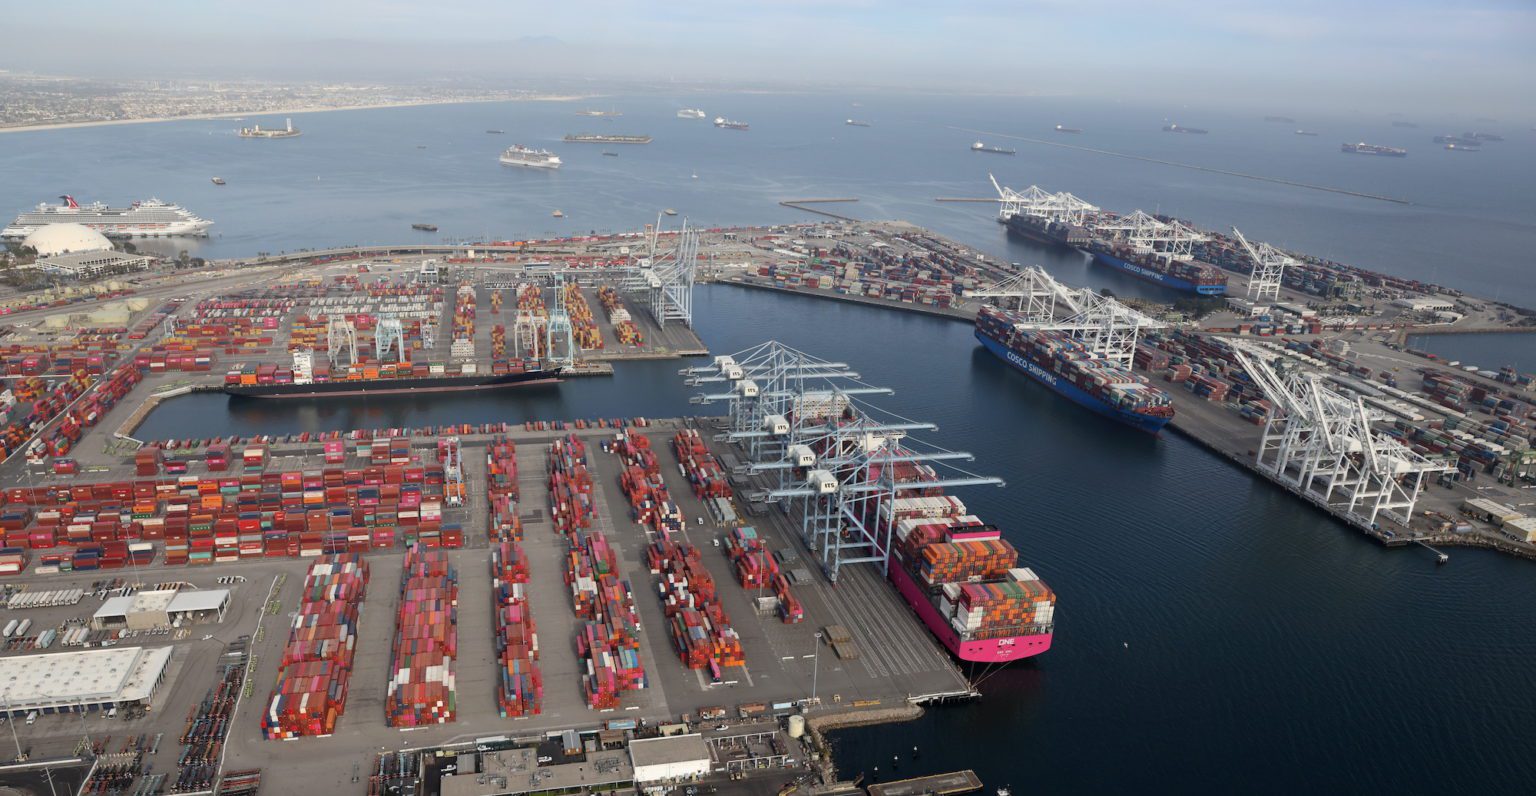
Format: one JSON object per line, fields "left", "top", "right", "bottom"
{"left": 726, "top": 277, "right": 977, "bottom": 323}
{"left": 868, "top": 770, "right": 983, "bottom": 796}
{"left": 2, "top": 416, "right": 974, "bottom": 796}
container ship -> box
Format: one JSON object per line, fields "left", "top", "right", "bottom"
{"left": 1086, "top": 239, "right": 1229, "bottom": 295}
{"left": 845, "top": 119, "right": 871, "bottom": 127}
{"left": 499, "top": 145, "right": 562, "bottom": 169}
{"left": 876, "top": 480, "right": 1054, "bottom": 663}
{"left": 563, "top": 134, "right": 652, "bottom": 145}
{"left": 975, "top": 305, "right": 1175, "bottom": 433}
{"left": 3, "top": 196, "right": 211, "bottom": 239}
{"left": 577, "top": 109, "right": 622, "bottom": 117}
{"left": 971, "top": 141, "right": 1016, "bottom": 155}
{"left": 1003, "top": 211, "right": 1091, "bottom": 248}
{"left": 1162, "top": 123, "right": 1208, "bottom": 134}
{"left": 1342, "top": 142, "right": 1407, "bottom": 157}
{"left": 1294, "top": 130, "right": 1319, "bottom": 136}
{"left": 223, "top": 351, "right": 560, "bottom": 399}
{"left": 1054, "top": 125, "right": 1082, "bottom": 134}
{"left": 714, "top": 117, "right": 749, "bottom": 130}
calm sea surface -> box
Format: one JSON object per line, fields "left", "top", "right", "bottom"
{"left": 10, "top": 94, "right": 1536, "bottom": 793}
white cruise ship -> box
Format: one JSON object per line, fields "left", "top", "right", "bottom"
{"left": 677, "top": 108, "right": 706, "bottom": 119}
{"left": 498, "top": 145, "right": 562, "bottom": 170}
{"left": 3, "top": 196, "right": 212, "bottom": 239}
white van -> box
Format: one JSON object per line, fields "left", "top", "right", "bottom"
{"left": 25, "top": 711, "right": 38, "bottom": 725}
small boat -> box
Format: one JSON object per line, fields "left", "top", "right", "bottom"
{"left": 552, "top": 210, "right": 564, "bottom": 218}
{"left": 664, "top": 209, "right": 678, "bottom": 216}
{"left": 210, "top": 177, "right": 226, "bottom": 185}
{"left": 411, "top": 223, "right": 438, "bottom": 232}
{"left": 602, "top": 151, "right": 619, "bottom": 157}
{"left": 691, "top": 172, "right": 698, "bottom": 179}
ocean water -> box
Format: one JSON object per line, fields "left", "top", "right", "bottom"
{"left": 10, "top": 94, "right": 1536, "bottom": 793}
{"left": 4, "top": 92, "right": 1534, "bottom": 307}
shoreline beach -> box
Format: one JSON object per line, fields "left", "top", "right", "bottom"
{"left": 0, "top": 94, "right": 589, "bottom": 135}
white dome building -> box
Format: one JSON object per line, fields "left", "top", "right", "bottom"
{"left": 23, "top": 223, "right": 113, "bottom": 257}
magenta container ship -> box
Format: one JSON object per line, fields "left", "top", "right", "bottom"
{"left": 872, "top": 470, "right": 1055, "bottom": 663}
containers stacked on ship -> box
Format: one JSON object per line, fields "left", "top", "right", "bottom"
{"left": 873, "top": 459, "right": 1054, "bottom": 663}
{"left": 1086, "top": 239, "right": 1229, "bottom": 295}
{"left": 262, "top": 554, "right": 369, "bottom": 739}
{"left": 646, "top": 539, "right": 746, "bottom": 677}
{"left": 547, "top": 435, "right": 647, "bottom": 709}
{"left": 487, "top": 434, "right": 542, "bottom": 717}
{"left": 975, "top": 307, "right": 1174, "bottom": 434}
{"left": 386, "top": 546, "right": 457, "bottom": 726}
{"left": 1005, "top": 213, "right": 1092, "bottom": 248}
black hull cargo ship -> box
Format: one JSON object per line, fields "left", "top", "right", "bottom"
{"left": 224, "top": 368, "right": 563, "bottom": 399}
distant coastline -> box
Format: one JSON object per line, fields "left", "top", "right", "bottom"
{"left": 0, "top": 94, "right": 587, "bottom": 135}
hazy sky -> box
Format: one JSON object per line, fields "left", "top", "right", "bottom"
{"left": 6, "top": 0, "right": 1533, "bottom": 118}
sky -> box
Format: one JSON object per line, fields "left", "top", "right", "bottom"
{"left": 4, "top": 0, "right": 1534, "bottom": 119}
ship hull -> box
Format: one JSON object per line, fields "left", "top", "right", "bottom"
{"left": 224, "top": 369, "right": 561, "bottom": 399}
{"left": 976, "top": 331, "right": 1171, "bottom": 434}
{"left": 499, "top": 159, "right": 561, "bottom": 170}
{"left": 888, "top": 557, "right": 1051, "bottom": 663}
{"left": 2, "top": 220, "right": 212, "bottom": 239}
{"left": 1003, "top": 214, "right": 1082, "bottom": 248}
{"left": 1091, "top": 250, "right": 1226, "bottom": 296}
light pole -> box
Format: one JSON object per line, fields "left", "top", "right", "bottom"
{"left": 1, "top": 691, "right": 23, "bottom": 761}
{"left": 810, "top": 631, "right": 823, "bottom": 710}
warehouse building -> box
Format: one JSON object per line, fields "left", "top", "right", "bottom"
{"left": 92, "top": 588, "right": 229, "bottom": 630}
{"left": 437, "top": 746, "right": 633, "bottom": 796}
{"left": 0, "top": 646, "right": 172, "bottom": 717}
{"left": 629, "top": 734, "right": 711, "bottom": 784}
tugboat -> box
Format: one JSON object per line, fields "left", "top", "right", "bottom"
{"left": 210, "top": 177, "right": 226, "bottom": 185}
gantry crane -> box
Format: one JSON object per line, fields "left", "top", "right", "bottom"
{"left": 1231, "top": 227, "right": 1295, "bottom": 302}
{"left": 966, "top": 266, "right": 1165, "bottom": 369}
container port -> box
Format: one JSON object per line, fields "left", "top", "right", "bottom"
{"left": 0, "top": 214, "right": 1531, "bottom": 795}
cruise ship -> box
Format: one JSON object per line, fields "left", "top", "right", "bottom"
{"left": 3, "top": 196, "right": 212, "bottom": 239}
{"left": 499, "top": 145, "right": 562, "bottom": 170}
{"left": 676, "top": 108, "right": 706, "bottom": 119}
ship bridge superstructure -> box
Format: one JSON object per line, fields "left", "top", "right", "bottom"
{"left": 989, "top": 174, "right": 1098, "bottom": 226}
{"left": 967, "top": 266, "right": 1165, "bottom": 369}
{"left": 683, "top": 341, "right": 1002, "bottom": 582}
{"left": 1228, "top": 340, "right": 1450, "bottom": 529}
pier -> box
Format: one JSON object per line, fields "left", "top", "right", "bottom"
{"left": 868, "top": 770, "right": 983, "bottom": 796}
{"left": 780, "top": 198, "right": 862, "bottom": 221}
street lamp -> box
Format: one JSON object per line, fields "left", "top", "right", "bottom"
{"left": 810, "top": 631, "right": 823, "bottom": 710}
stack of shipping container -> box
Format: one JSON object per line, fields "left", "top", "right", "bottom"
{"left": 611, "top": 430, "right": 683, "bottom": 536}
{"left": 645, "top": 540, "right": 746, "bottom": 675}
{"left": 546, "top": 435, "right": 647, "bottom": 709}
{"left": 262, "top": 554, "right": 368, "bottom": 739}
{"left": 385, "top": 546, "right": 457, "bottom": 726}
{"left": 487, "top": 435, "right": 543, "bottom": 717}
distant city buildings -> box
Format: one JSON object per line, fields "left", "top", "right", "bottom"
{"left": 0, "top": 74, "right": 551, "bottom": 129}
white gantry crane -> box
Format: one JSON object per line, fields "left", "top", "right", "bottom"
{"left": 683, "top": 341, "right": 1002, "bottom": 582}
{"left": 326, "top": 315, "right": 359, "bottom": 368}
{"left": 375, "top": 315, "right": 406, "bottom": 363}
{"left": 966, "top": 266, "right": 1165, "bottom": 369}
{"left": 1095, "top": 210, "right": 1205, "bottom": 261}
{"left": 1228, "top": 340, "right": 1450, "bottom": 530}
{"left": 988, "top": 174, "right": 1098, "bottom": 226}
{"left": 645, "top": 217, "right": 698, "bottom": 328}
{"left": 1231, "top": 227, "right": 1295, "bottom": 302}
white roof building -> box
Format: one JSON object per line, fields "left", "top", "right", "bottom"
{"left": 629, "top": 733, "right": 711, "bottom": 783}
{"left": 21, "top": 223, "right": 111, "bottom": 257}
{"left": 25, "top": 250, "right": 152, "bottom": 281}
{"left": 0, "top": 646, "right": 173, "bottom": 716}
{"left": 93, "top": 588, "right": 229, "bottom": 629}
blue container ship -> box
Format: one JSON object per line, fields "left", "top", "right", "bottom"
{"left": 1087, "top": 240, "right": 1229, "bottom": 296}
{"left": 975, "top": 307, "right": 1174, "bottom": 434}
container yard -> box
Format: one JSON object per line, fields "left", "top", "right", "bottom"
{"left": 0, "top": 216, "right": 1531, "bottom": 795}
